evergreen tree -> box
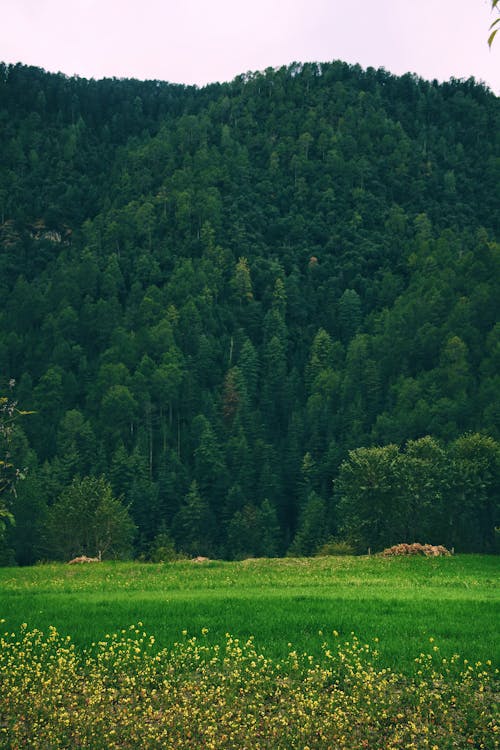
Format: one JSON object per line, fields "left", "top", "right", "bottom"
{"left": 288, "top": 491, "right": 329, "bottom": 556}
{"left": 172, "top": 480, "right": 217, "bottom": 557}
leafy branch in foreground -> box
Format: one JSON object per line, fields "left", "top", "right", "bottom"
{"left": 0, "top": 382, "right": 34, "bottom": 530}
{"left": 489, "top": 0, "right": 500, "bottom": 47}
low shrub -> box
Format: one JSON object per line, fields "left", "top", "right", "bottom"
{"left": 315, "top": 538, "right": 356, "bottom": 556}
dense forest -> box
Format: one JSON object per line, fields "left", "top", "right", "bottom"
{"left": 0, "top": 61, "right": 498, "bottom": 564}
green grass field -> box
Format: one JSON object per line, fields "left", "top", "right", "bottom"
{"left": 0, "top": 555, "right": 498, "bottom": 672}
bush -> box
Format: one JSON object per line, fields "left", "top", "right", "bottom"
{"left": 148, "top": 530, "right": 185, "bottom": 562}
{"left": 315, "top": 538, "right": 355, "bottom": 556}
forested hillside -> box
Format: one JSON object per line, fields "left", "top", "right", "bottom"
{"left": 1, "top": 61, "right": 499, "bottom": 563}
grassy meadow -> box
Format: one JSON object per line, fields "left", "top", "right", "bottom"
{"left": 0, "top": 555, "right": 498, "bottom": 749}
{"left": 0, "top": 554, "right": 498, "bottom": 670}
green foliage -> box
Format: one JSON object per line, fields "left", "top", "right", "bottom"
{"left": 315, "top": 538, "right": 356, "bottom": 556}
{"left": 47, "top": 476, "right": 136, "bottom": 560}
{"left": 336, "top": 434, "right": 500, "bottom": 553}
{"left": 226, "top": 499, "right": 281, "bottom": 559}
{"left": 0, "top": 62, "right": 499, "bottom": 562}
{"left": 336, "top": 444, "right": 402, "bottom": 552}
{"left": 8, "top": 473, "right": 49, "bottom": 565}
{"left": 289, "top": 491, "right": 329, "bottom": 556}
{"left": 449, "top": 433, "right": 500, "bottom": 552}
{"left": 148, "top": 527, "right": 185, "bottom": 562}
{"left": 0, "top": 397, "right": 17, "bottom": 527}
{"left": 0, "top": 385, "right": 33, "bottom": 534}
{"left": 172, "top": 480, "right": 217, "bottom": 557}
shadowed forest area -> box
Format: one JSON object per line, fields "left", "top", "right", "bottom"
{"left": 0, "top": 61, "right": 498, "bottom": 563}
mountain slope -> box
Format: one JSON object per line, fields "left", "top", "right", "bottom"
{"left": 1, "top": 61, "right": 498, "bottom": 562}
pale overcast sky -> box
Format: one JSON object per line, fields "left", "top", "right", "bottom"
{"left": 1, "top": 0, "right": 499, "bottom": 93}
